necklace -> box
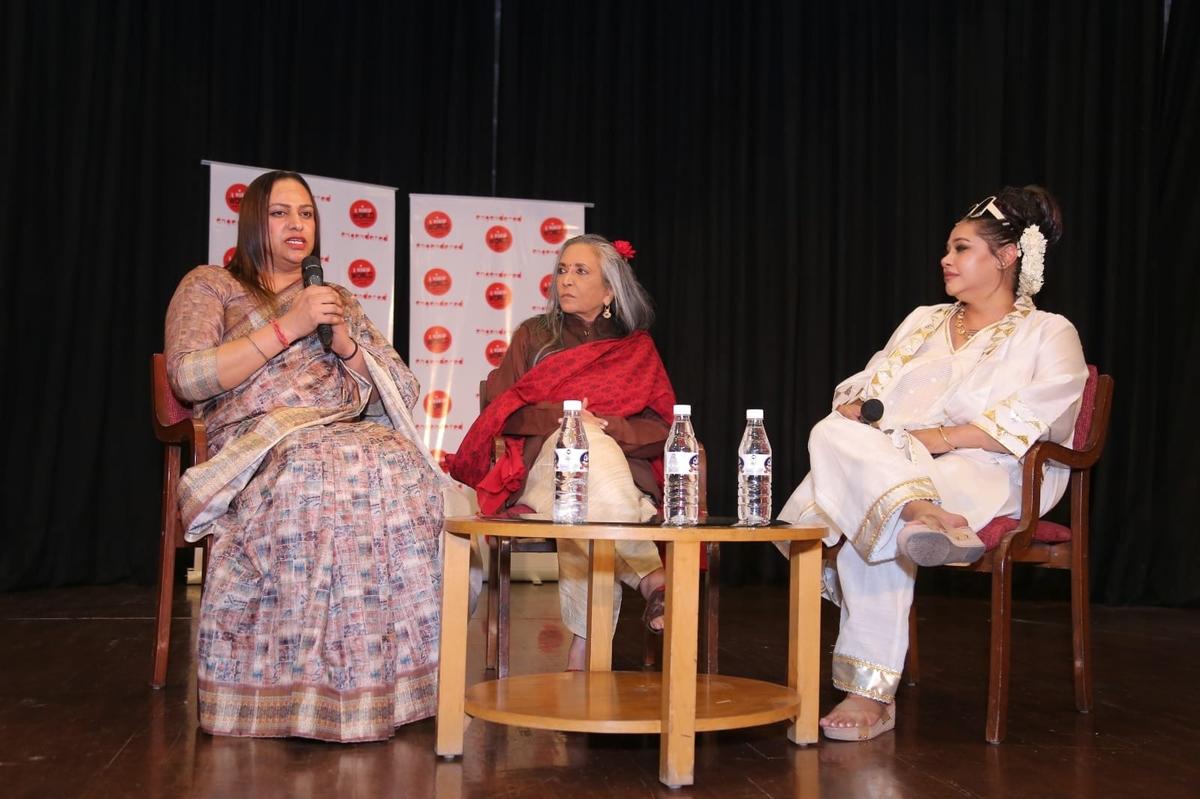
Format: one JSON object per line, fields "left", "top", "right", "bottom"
{"left": 954, "top": 306, "right": 979, "bottom": 339}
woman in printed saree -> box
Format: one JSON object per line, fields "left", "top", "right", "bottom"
{"left": 779, "top": 186, "right": 1087, "bottom": 741}
{"left": 164, "top": 170, "right": 444, "bottom": 742}
{"left": 450, "top": 234, "right": 675, "bottom": 671}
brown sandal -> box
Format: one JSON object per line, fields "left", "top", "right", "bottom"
{"left": 642, "top": 585, "right": 666, "bottom": 635}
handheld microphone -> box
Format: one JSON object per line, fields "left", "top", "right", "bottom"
{"left": 301, "top": 256, "right": 333, "bottom": 352}
{"left": 860, "top": 398, "right": 884, "bottom": 426}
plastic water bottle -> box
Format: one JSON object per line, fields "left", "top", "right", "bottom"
{"left": 553, "top": 400, "right": 589, "bottom": 524}
{"left": 737, "top": 409, "right": 772, "bottom": 526}
{"left": 663, "top": 404, "right": 699, "bottom": 526}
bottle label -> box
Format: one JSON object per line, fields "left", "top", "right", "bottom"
{"left": 555, "top": 448, "right": 589, "bottom": 472}
{"left": 739, "top": 454, "right": 771, "bottom": 476}
{"left": 664, "top": 451, "right": 699, "bottom": 475}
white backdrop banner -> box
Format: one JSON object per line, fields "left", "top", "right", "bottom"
{"left": 205, "top": 160, "right": 398, "bottom": 340}
{"left": 408, "top": 194, "right": 588, "bottom": 465}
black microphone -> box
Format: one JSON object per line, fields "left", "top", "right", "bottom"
{"left": 301, "top": 255, "right": 333, "bottom": 352}
{"left": 860, "top": 398, "right": 884, "bottom": 426}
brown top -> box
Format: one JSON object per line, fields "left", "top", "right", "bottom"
{"left": 482, "top": 314, "right": 670, "bottom": 502}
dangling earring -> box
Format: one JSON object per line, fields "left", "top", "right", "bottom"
{"left": 602, "top": 303, "right": 612, "bottom": 319}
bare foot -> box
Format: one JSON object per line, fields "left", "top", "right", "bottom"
{"left": 566, "top": 634, "right": 586, "bottom": 671}
{"left": 819, "top": 694, "right": 889, "bottom": 729}
{"left": 901, "top": 499, "right": 968, "bottom": 533}
{"left": 638, "top": 568, "right": 666, "bottom": 632}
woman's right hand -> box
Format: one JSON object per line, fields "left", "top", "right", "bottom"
{"left": 836, "top": 400, "right": 864, "bottom": 421}
{"left": 277, "top": 285, "right": 345, "bottom": 342}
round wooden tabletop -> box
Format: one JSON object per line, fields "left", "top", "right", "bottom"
{"left": 443, "top": 515, "right": 826, "bottom": 543}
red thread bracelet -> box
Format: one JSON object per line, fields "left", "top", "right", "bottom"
{"left": 270, "top": 320, "right": 290, "bottom": 348}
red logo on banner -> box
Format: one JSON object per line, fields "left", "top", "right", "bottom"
{"left": 225, "top": 183, "right": 247, "bottom": 213}
{"left": 424, "top": 326, "right": 452, "bottom": 353}
{"left": 485, "top": 282, "right": 512, "bottom": 309}
{"left": 223, "top": 247, "right": 237, "bottom": 266}
{"left": 485, "top": 225, "right": 513, "bottom": 253}
{"left": 349, "top": 199, "right": 378, "bottom": 228}
{"left": 485, "top": 339, "right": 509, "bottom": 366}
{"left": 347, "top": 259, "right": 376, "bottom": 288}
{"left": 540, "top": 217, "right": 566, "bottom": 244}
{"left": 423, "top": 268, "right": 452, "bottom": 295}
{"left": 539, "top": 273, "right": 553, "bottom": 299}
{"left": 424, "top": 390, "right": 452, "bottom": 419}
{"left": 424, "top": 210, "right": 452, "bottom": 238}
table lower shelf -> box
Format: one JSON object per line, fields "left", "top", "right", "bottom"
{"left": 464, "top": 671, "right": 802, "bottom": 734}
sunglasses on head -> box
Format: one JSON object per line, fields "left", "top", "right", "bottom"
{"left": 965, "top": 195, "right": 1010, "bottom": 225}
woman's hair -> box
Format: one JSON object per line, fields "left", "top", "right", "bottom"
{"left": 226, "top": 170, "right": 322, "bottom": 308}
{"left": 962, "top": 185, "right": 1063, "bottom": 290}
{"left": 533, "top": 233, "right": 655, "bottom": 364}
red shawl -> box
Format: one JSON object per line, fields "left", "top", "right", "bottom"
{"left": 450, "top": 330, "right": 676, "bottom": 513}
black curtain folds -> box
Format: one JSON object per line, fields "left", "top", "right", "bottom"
{"left": 1, "top": 1, "right": 1196, "bottom": 604}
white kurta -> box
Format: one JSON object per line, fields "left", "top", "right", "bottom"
{"left": 779, "top": 297, "right": 1087, "bottom": 701}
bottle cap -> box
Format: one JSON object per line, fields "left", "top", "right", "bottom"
{"left": 746, "top": 409, "right": 764, "bottom": 420}
{"left": 562, "top": 400, "right": 583, "bottom": 411}
{"left": 673, "top": 404, "right": 691, "bottom": 416}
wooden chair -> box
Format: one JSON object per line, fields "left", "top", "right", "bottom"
{"left": 908, "top": 366, "right": 1114, "bottom": 743}
{"left": 478, "top": 382, "right": 720, "bottom": 677}
{"left": 148, "top": 353, "right": 209, "bottom": 688}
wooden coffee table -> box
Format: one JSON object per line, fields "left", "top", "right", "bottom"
{"left": 434, "top": 516, "right": 825, "bottom": 788}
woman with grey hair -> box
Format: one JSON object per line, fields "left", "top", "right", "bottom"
{"left": 452, "top": 233, "right": 677, "bottom": 671}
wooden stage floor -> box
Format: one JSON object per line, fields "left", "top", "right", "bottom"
{"left": 2, "top": 580, "right": 1197, "bottom": 798}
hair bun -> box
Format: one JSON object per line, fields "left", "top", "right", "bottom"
{"left": 998, "top": 185, "right": 1063, "bottom": 245}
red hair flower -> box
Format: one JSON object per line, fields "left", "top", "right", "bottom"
{"left": 613, "top": 240, "right": 637, "bottom": 261}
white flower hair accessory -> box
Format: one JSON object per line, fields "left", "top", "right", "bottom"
{"left": 1016, "top": 224, "right": 1046, "bottom": 296}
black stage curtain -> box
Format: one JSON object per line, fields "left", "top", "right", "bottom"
{"left": 2, "top": 1, "right": 1196, "bottom": 604}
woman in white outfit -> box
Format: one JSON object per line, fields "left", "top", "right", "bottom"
{"left": 779, "top": 185, "right": 1087, "bottom": 740}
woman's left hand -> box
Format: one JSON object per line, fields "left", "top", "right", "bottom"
{"left": 579, "top": 398, "right": 610, "bottom": 431}
{"left": 329, "top": 314, "right": 354, "bottom": 358}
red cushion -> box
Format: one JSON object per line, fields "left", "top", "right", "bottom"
{"left": 978, "top": 516, "right": 1072, "bottom": 551}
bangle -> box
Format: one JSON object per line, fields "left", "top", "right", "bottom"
{"left": 937, "top": 425, "right": 955, "bottom": 451}
{"left": 336, "top": 339, "right": 360, "bottom": 361}
{"left": 270, "top": 320, "right": 290, "bottom": 348}
{"left": 247, "top": 335, "right": 269, "bottom": 363}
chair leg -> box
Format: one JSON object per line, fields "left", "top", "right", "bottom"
{"left": 1070, "top": 558, "right": 1093, "bottom": 712}
{"left": 151, "top": 524, "right": 177, "bottom": 689}
{"left": 497, "top": 538, "right": 513, "bottom": 679}
{"left": 701, "top": 543, "right": 720, "bottom": 675}
{"left": 485, "top": 536, "right": 500, "bottom": 671}
{"left": 1071, "top": 475, "right": 1094, "bottom": 712}
{"left": 986, "top": 550, "right": 1014, "bottom": 744}
{"left": 904, "top": 600, "right": 920, "bottom": 686}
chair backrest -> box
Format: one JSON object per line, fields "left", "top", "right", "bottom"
{"left": 1071, "top": 365, "right": 1099, "bottom": 449}
{"left": 152, "top": 353, "right": 192, "bottom": 427}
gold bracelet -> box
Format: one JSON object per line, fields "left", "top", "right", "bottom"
{"left": 937, "top": 425, "right": 955, "bottom": 451}
{"left": 247, "top": 335, "right": 269, "bottom": 363}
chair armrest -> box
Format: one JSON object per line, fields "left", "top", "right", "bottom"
{"left": 1003, "top": 436, "right": 1095, "bottom": 554}
{"left": 154, "top": 417, "right": 209, "bottom": 467}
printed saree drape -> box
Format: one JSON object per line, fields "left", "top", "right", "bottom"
{"left": 165, "top": 266, "right": 444, "bottom": 742}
